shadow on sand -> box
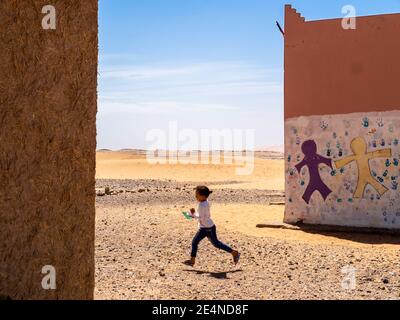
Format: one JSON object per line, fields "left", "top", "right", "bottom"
{"left": 183, "top": 269, "right": 243, "bottom": 279}
{"left": 257, "top": 221, "right": 400, "bottom": 245}
{"left": 298, "top": 228, "right": 400, "bottom": 245}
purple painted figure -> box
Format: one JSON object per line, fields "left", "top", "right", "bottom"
{"left": 295, "top": 140, "right": 333, "bottom": 204}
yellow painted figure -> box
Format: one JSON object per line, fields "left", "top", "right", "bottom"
{"left": 335, "top": 137, "right": 392, "bottom": 198}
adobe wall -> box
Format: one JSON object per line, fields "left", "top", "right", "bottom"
{"left": 0, "top": 0, "right": 98, "bottom": 299}
{"left": 284, "top": 5, "right": 400, "bottom": 229}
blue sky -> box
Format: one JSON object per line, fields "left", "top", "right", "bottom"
{"left": 98, "top": 0, "right": 400, "bottom": 150}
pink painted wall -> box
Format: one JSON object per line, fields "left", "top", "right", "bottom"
{"left": 284, "top": 5, "right": 400, "bottom": 119}
{"left": 284, "top": 6, "right": 400, "bottom": 229}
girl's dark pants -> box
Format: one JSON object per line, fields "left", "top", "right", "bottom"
{"left": 191, "top": 225, "right": 233, "bottom": 258}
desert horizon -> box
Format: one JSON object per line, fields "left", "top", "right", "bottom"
{"left": 96, "top": 147, "right": 285, "bottom": 153}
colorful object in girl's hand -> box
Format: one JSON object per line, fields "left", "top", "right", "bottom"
{"left": 182, "top": 212, "right": 193, "bottom": 220}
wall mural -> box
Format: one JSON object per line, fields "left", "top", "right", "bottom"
{"left": 334, "top": 137, "right": 392, "bottom": 199}
{"left": 296, "top": 140, "right": 333, "bottom": 204}
{"left": 285, "top": 111, "right": 400, "bottom": 229}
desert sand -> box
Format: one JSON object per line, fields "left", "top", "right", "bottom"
{"left": 95, "top": 150, "right": 400, "bottom": 300}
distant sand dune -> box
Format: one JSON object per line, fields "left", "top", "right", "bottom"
{"left": 96, "top": 150, "right": 285, "bottom": 190}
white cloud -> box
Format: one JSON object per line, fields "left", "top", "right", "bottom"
{"left": 99, "top": 60, "right": 282, "bottom": 114}
{"left": 99, "top": 61, "right": 281, "bottom": 82}
{"left": 100, "top": 64, "right": 208, "bottom": 80}
{"left": 99, "top": 53, "right": 143, "bottom": 63}
{"left": 98, "top": 100, "right": 237, "bottom": 116}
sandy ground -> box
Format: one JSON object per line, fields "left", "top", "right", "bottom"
{"left": 95, "top": 151, "right": 400, "bottom": 300}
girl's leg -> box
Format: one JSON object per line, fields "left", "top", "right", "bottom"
{"left": 191, "top": 228, "right": 207, "bottom": 258}
{"left": 207, "top": 226, "right": 233, "bottom": 254}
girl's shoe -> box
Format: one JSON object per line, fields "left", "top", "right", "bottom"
{"left": 232, "top": 251, "right": 241, "bottom": 265}
{"left": 183, "top": 258, "right": 195, "bottom": 267}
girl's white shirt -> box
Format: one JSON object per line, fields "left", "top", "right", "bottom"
{"left": 192, "top": 200, "right": 215, "bottom": 228}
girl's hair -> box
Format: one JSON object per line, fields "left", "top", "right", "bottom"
{"left": 195, "top": 186, "right": 213, "bottom": 197}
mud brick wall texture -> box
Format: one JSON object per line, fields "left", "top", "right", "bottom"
{"left": 0, "top": 1, "right": 98, "bottom": 299}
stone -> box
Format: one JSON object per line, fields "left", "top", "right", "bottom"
{"left": 96, "top": 188, "right": 106, "bottom": 197}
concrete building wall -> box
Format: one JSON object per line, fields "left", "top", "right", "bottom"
{"left": 284, "top": 5, "right": 400, "bottom": 229}
{"left": 0, "top": 0, "right": 98, "bottom": 299}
